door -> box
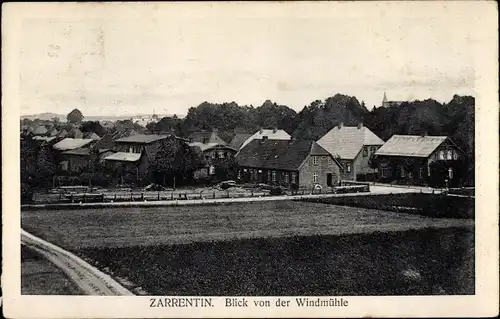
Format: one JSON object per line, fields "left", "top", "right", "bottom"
{"left": 327, "top": 173, "right": 333, "bottom": 187}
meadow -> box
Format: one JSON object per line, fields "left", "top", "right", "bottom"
{"left": 21, "top": 201, "right": 474, "bottom": 295}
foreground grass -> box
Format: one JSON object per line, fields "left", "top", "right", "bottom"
{"left": 79, "top": 227, "right": 474, "bottom": 296}
{"left": 304, "top": 193, "right": 474, "bottom": 219}
{"left": 22, "top": 201, "right": 473, "bottom": 249}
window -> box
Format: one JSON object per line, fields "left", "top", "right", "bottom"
{"left": 439, "top": 151, "right": 445, "bottom": 160}
{"left": 453, "top": 152, "right": 458, "bottom": 160}
{"left": 267, "top": 171, "right": 271, "bottom": 181}
{"left": 408, "top": 171, "right": 413, "bottom": 179}
{"left": 346, "top": 163, "right": 351, "bottom": 173}
{"left": 419, "top": 167, "right": 424, "bottom": 179}
{"left": 313, "top": 172, "right": 318, "bottom": 183}
{"left": 400, "top": 166, "right": 406, "bottom": 178}
{"left": 447, "top": 150, "right": 453, "bottom": 160}
{"left": 313, "top": 156, "right": 318, "bottom": 165}
{"left": 363, "top": 147, "right": 368, "bottom": 157}
{"left": 272, "top": 171, "right": 276, "bottom": 182}
{"left": 448, "top": 167, "right": 454, "bottom": 179}
{"left": 129, "top": 146, "right": 133, "bottom": 153}
{"left": 291, "top": 172, "right": 297, "bottom": 184}
{"left": 283, "top": 172, "right": 289, "bottom": 184}
{"left": 243, "top": 168, "right": 248, "bottom": 172}
{"left": 328, "top": 157, "right": 332, "bottom": 165}
{"left": 370, "top": 146, "right": 376, "bottom": 153}
{"left": 381, "top": 165, "right": 390, "bottom": 178}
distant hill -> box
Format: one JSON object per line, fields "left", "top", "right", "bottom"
{"left": 21, "top": 113, "right": 185, "bottom": 121}
{"left": 20, "top": 113, "right": 65, "bottom": 121}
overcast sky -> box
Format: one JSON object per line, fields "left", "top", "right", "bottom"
{"left": 19, "top": 2, "right": 476, "bottom": 116}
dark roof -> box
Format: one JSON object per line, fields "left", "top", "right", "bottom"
{"left": 229, "top": 133, "right": 253, "bottom": 150}
{"left": 236, "top": 139, "right": 331, "bottom": 171}
{"left": 115, "top": 134, "right": 169, "bottom": 144}
{"left": 92, "top": 133, "right": 116, "bottom": 151}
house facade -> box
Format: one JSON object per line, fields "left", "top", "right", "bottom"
{"left": 114, "top": 134, "right": 171, "bottom": 159}
{"left": 103, "top": 149, "right": 149, "bottom": 184}
{"left": 236, "top": 139, "right": 341, "bottom": 189}
{"left": 317, "top": 123, "right": 385, "bottom": 181}
{"left": 374, "top": 135, "right": 465, "bottom": 186}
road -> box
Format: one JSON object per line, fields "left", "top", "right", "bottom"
{"left": 21, "top": 229, "right": 134, "bottom": 296}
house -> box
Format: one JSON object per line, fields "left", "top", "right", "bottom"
{"left": 228, "top": 133, "right": 253, "bottom": 150}
{"left": 189, "top": 142, "right": 238, "bottom": 176}
{"left": 103, "top": 149, "right": 149, "bottom": 184}
{"left": 317, "top": 123, "right": 385, "bottom": 181}
{"left": 47, "top": 127, "right": 59, "bottom": 137}
{"left": 238, "top": 128, "right": 291, "bottom": 151}
{"left": 236, "top": 139, "right": 341, "bottom": 189}
{"left": 53, "top": 138, "right": 95, "bottom": 151}
{"left": 66, "top": 127, "right": 84, "bottom": 139}
{"left": 56, "top": 129, "right": 68, "bottom": 138}
{"left": 53, "top": 138, "right": 96, "bottom": 172}
{"left": 373, "top": 134, "right": 465, "bottom": 186}
{"left": 113, "top": 134, "right": 171, "bottom": 159}
{"left": 91, "top": 133, "right": 116, "bottom": 153}
{"left": 83, "top": 132, "right": 101, "bottom": 141}
{"left": 60, "top": 148, "right": 91, "bottom": 173}
{"left": 188, "top": 130, "right": 227, "bottom": 145}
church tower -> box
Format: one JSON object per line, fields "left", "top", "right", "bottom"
{"left": 382, "top": 91, "right": 388, "bottom": 107}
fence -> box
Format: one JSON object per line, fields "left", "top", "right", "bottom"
{"left": 30, "top": 184, "right": 370, "bottom": 204}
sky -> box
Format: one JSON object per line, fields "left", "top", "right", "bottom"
{"left": 19, "top": 2, "right": 476, "bottom": 116}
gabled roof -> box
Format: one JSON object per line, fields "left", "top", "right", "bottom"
{"left": 317, "top": 125, "right": 384, "bottom": 160}
{"left": 56, "top": 129, "right": 68, "bottom": 138}
{"left": 188, "top": 131, "right": 227, "bottom": 145}
{"left": 375, "top": 135, "right": 448, "bottom": 158}
{"left": 33, "top": 125, "right": 48, "bottom": 135}
{"left": 115, "top": 134, "right": 169, "bottom": 144}
{"left": 83, "top": 132, "right": 101, "bottom": 140}
{"left": 189, "top": 142, "right": 236, "bottom": 153}
{"left": 53, "top": 138, "right": 94, "bottom": 151}
{"left": 236, "top": 139, "right": 331, "bottom": 171}
{"left": 229, "top": 133, "right": 253, "bottom": 150}
{"left": 33, "top": 136, "right": 57, "bottom": 143}
{"left": 239, "top": 129, "right": 291, "bottom": 150}
{"left": 66, "top": 128, "right": 83, "bottom": 139}
{"left": 92, "top": 133, "right": 115, "bottom": 151}
{"left": 104, "top": 151, "right": 143, "bottom": 162}
{"left": 62, "top": 148, "right": 90, "bottom": 156}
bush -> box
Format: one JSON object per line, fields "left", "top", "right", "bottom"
{"left": 270, "top": 187, "right": 285, "bottom": 196}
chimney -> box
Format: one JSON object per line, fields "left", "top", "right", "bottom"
{"left": 338, "top": 122, "right": 343, "bottom": 129}
{"left": 420, "top": 131, "right": 428, "bottom": 137}
{"left": 272, "top": 127, "right": 278, "bottom": 134}
{"left": 357, "top": 123, "right": 363, "bottom": 130}
{"left": 259, "top": 128, "right": 264, "bottom": 134}
{"left": 262, "top": 135, "right": 269, "bottom": 141}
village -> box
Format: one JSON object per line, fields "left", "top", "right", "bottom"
{"left": 20, "top": 95, "right": 472, "bottom": 205}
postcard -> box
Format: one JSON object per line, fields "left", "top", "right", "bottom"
{"left": 2, "top": 1, "right": 499, "bottom": 318}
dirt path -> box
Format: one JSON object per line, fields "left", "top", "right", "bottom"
{"left": 21, "top": 229, "right": 134, "bottom": 296}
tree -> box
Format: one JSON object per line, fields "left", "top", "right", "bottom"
{"left": 67, "top": 108, "right": 84, "bottom": 123}
{"left": 213, "top": 156, "right": 240, "bottom": 182}
{"left": 81, "top": 121, "right": 106, "bottom": 136}
{"left": 152, "top": 137, "right": 203, "bottom": 187}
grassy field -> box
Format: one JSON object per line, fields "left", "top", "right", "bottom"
{"left": 21, "top": 201, "right": 474, "bottom": 295}
{"left": 304, "top": 193, "right": 474, "bottom": 219}
{"left": 21, "top": 201, "right": 473, "bottom": 249}
{"left": 80, "top": 227, "right": 474, "bottom": 295}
